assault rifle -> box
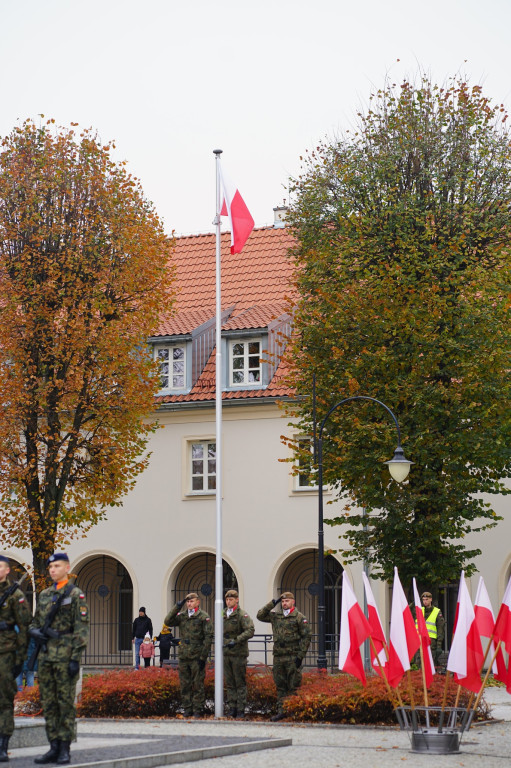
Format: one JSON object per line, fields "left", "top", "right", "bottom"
{"left": 27, "top": 581, "right": 74, "bottom": 671}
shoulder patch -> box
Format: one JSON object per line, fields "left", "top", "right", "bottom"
{"left": 205, "top": 617, "right": 210, "bottom": 621}
{"left": 303, "top": 619, "right": 308, "bottom": 623}
{"left": 18, "top": 597, "right": 25, "bottom": 603}
{"left": 79, "top": 594, "right": 85, "bottom": 599}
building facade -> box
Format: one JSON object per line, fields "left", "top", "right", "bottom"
{"left": 4, "top": 219, "right": 511, "bottom": 668}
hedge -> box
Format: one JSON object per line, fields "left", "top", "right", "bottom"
{"left": 14, "top": 666, "right": 491, "bottom": 724}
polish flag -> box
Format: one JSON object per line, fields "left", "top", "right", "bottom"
{"left": 447, "top": 573, "right": 484, "bottom": 693}
{"left": 474, "top": 576, "right": 507, "bottom": 684}
{"left": 219, "top": 166, "right": 254, "bottom": 254}
{"left": 494, "top": 576, "right": 511, "bottom": 693}
{"left": 362, "top": 572, "right": 388, "bottom": 676}
{"left": 339, "top": 572, "right": 372, "bottom": 685}
{"left": 387, "top": 568, "right": 420, "bottom": 688}
{"left": 412, "top": 578, "right": 435, "bottom": 687}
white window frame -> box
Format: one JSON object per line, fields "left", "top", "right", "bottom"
{"left": 294, "top": 436, "right": 318, "bottom": 491}
{"left": 228, "top": 338, "right": 262, "bottom": 387}
{"left": 155, "top": 344, "right": 187, "bottom": 391}
{"left": 187, "top": 439, "right": 216, "bottom": 496}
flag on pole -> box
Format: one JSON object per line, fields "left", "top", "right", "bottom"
{"left": 387, "top": 568, "right": 420, "bottom": 688}
{"left": 474, "top": 576, "right": 507, "bottom": 684}
{"left": 494, "top": 575, "right": 511, "bottom": 693}
{"left": 219, "top": 165, "right": 254, "bottom": 254}
{"left": 447, "top": 572, "right": 484, "bottom": 693}
{"left": 362, "top": 571, "right": 388, "bottom": 676}
{"left": 412, "top": 578, "right": 435, "bottom": 687}
{"left": 339, "top": 572, "right": 372, "bottom": 685}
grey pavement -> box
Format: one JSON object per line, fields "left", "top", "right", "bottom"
{"left": 9, "top": 686, "right": 511, "bottom": 768}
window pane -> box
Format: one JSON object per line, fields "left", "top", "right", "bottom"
{"left": 248, "top": 371, "right": 260, "bottom": 382}
{"left": 248, "top": 356, "right": 260, "bottom": 368}
{"left": 161, "top": 362, "right": 169, "bottom": 375}
{"left": 208, "top": 476, "right": 216, "bottom": 490}
{"left": 192, "top": 476, "right": 203, "bottom": 491}
{"left": 192, "top": 460, "right": 203, "bottom": 474}
{"left": 173, "top": 347, "right": 184, "bottom": 360}
{"left": 192, "top": 444, "right": 203, "bottom": 459}
{"left": 232, "top": 343, "right": 244, "bottom": 356}
{"left": 208, "top": 443, "right": 216, "bottom": 456}
{"left": 173, "top": 375, "right": 184, "bottom": 387}
{"left": 157, "top": 349, "right": 169, "bottom": 361}
{"left": 233, "top": 371, "right": 244, "bottom": 384}
{"left": 233, "top": 358, "right": 244, "bottom": 370}
{"left": 159, "top": 376, "right": 167, "bottom": 389}
{"left": 208, "top": 460, "right": 216, "bottom": 474}
{"left": 174, "top": 360, "right": 184, "bottom": 373}
{"left": 248, "top": 342, "right": 260, "bottom": 354}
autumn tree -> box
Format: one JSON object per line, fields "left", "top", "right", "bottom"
{"left": 285, "top": 76, "right": 511, "bottom": 590}
{"left": 0, "top": 120, "right": 175, "bottom": 585}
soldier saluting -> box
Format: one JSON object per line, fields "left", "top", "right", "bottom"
{"left": 257, "top": 591, "right": 311, "bottom": 721}
{"left": 164, "top": 592, "right": 213, "bottom": 718}
{"left": 30, "top": 553, "right": 89, "bottom": 766}
{"left": 0, "top": 555, "right": 30, "bottom": 763}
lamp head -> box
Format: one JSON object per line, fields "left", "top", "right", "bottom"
{"left": 385, "top": 446, "right": 412, "bottom": 483}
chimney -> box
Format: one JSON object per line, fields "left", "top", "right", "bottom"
{"left": 273, "top": 204, "right": 288, "bottom": 228}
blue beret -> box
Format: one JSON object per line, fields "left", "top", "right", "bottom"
{"left": 0, "top": 555, "right": 9, "bottom": 564}
{"left": 48, "top": 553, "right": 69, "bottom": 565}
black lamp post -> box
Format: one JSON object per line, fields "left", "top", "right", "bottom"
{"left": 316, "top": 395, "right": 412, "bottom": 670}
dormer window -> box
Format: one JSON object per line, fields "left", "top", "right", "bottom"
{"left": 229, "top": 339, "right": 261, "bottom": 386}
{"left": 155, "top": 345, "right": 186, "bottom": 390}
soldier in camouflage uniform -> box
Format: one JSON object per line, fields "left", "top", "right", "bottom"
{"left": 164, "top": 592, "right": 213, "bottom": 718}
{"left": 257, "top": 591, "right": 311, "bottom": 721}
{"left": 0, "top": 555, "right": 31, "bottom": 762}
{"left": 223, "top": 589, "right": 254, "bottom": 719}
{"left": 30, "top": 553, "right": 89, "bottom": 766}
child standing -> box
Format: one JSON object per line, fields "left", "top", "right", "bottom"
{"left": 139, "top": 632, "right": 155, "bottom": 668}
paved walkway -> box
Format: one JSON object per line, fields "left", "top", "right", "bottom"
{"left": 9, "top": 687, "right": 510, "bottom": 768}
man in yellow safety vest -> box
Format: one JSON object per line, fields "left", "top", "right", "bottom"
{"left": 420, "top": 591, "right": 445, "bottom": 664}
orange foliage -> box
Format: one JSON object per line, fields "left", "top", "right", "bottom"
{"left": 0, "top": 119, "right": 176, "bottom": 583}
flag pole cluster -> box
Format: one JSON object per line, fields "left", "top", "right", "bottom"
{"left": 339, "top": 569, "right": 511, "bottom": 701}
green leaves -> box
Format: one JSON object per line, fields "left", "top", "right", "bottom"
{"left": 286, "top": 75, "right": 511, "bottom": 588}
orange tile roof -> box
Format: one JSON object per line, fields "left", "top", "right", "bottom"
{"left": 154, "top": 225, "right": 296, "bottom": 406}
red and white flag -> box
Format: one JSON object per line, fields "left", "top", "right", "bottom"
{"left": 494, "top": 575, "right": 511, "bottom": 693}
{"left": 219, "top": 166, "right": 254, "bottom": 254}
{"left": 412, "top": 578, "right": 435, "bottom": 687}
{"left": 387, "top": 568, "right": 420, "bottom": 688}
{"left": 447, "top": 572, "right": 484, "bottom": 693}
{"left": 474, "top": 576, "right": 507, "bottom": 684}
{"left": 339, "top": 572, "right": 372, "bottom": 685}
{"left": 362, "top": 571, "right": 388, "bottom": 676}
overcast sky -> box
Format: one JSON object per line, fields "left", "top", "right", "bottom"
{"left": 1, "top": 1, "right": 510, "bottom": 236}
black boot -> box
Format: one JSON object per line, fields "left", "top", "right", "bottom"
{"left": 56, "top": 742, "right": 70, "bottom": 765}
{"left": 227, "top": 708, "right": 237, "bottom": 718}
{"left": 34, "top": 740, "right": 60, "bottom": 764}
{"left": 0, "top": 735, "right": 10, "bottom": 762}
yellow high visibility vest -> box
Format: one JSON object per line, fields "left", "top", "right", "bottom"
{"left": 421, "top": 606, "right": 440, "bottom": 639}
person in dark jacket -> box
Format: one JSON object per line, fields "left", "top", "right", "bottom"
{"left": 132, "top": 608, "right": 153, "bottom": 670}
{"left": 155, "top": 625, "right": 179, "bottom": 666}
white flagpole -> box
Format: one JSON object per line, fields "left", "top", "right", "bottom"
{"left": 213, "top": 148, "right": 224, "bottom": 718}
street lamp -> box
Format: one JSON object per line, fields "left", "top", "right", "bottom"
{"left": 316, "top": 395, "right": 412, "bottom": 670}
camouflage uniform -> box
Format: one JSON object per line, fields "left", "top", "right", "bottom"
{"left": 257, "top": 600, "right": 311, "bottom": 714}
{"left": 0, "top": 579, "right": 30, "bottom": 737}
{"left": 164, "top": 603, "right": 213, "bottom": 716}
{"left": 223, "top": 605, "right": 254, "bottom": 715}
{"left": 30, "top": 581, "right": 89, "bottom": 743}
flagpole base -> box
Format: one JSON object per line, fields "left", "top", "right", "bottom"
{"left": 411, "top": 731, "right": 460, "bottom": 754}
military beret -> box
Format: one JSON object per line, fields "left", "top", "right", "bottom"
{"left": 0, "top": 555, "right": 9, "bottom": 564}
{"left": 139, "top": 607, "right": 146, "bottom": 612}
{"left": 421, "top": 592, "right": 433, "bottom": 599}
{"left": 185, "top": 592, "right": 199, "bottom": 601}
{"left": 280, "top": 591, "right": 295, "bottom": 600}
{"left": 48, "top": 552, "right": 69, "bottom": 565}
{"left": 225, "top": 589, "right": 238, "bottom": 598}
